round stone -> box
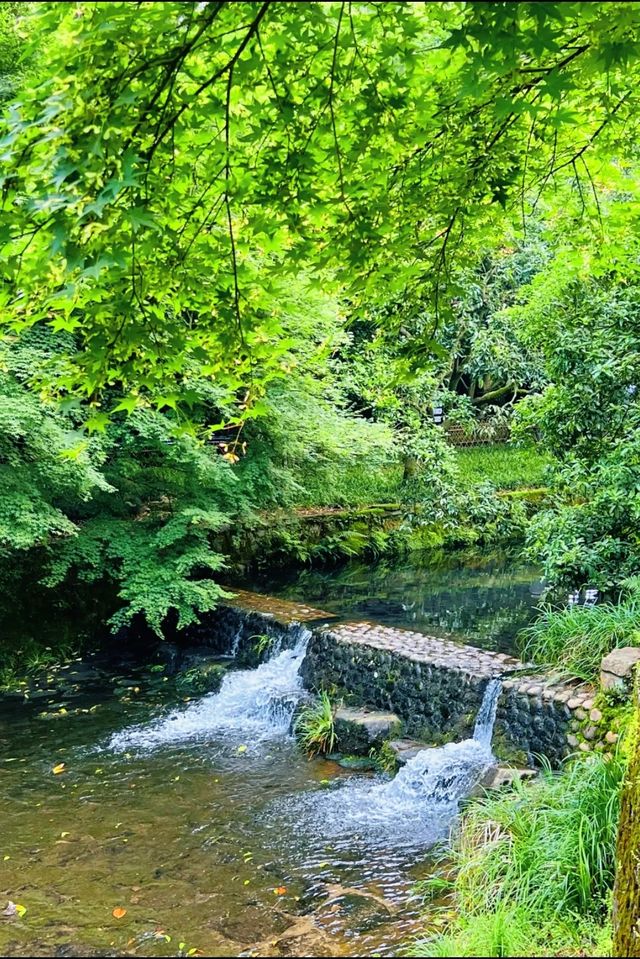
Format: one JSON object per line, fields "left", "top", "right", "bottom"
{"left": 589, "top": 708, "right": 603, "bottom": 723}
{"left": 578, "top": 742, "right": 592, "bottom": 752}
{"left": 605, "top": 730, "right": 619, "bottom": 744}
{"left": 574, "top": 708, "right": 586, "bottom": 721}
{"left": 567, "top": 697, "right": 582, "bottom": 709}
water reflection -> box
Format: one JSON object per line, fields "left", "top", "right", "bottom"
{"left": 245, "top": 549, "right": 545, "bottom": 655}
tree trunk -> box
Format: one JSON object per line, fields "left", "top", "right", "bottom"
{"left": 613, "top": 685, "right": 640, "bottom": 957}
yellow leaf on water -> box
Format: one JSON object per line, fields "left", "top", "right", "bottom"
{"left": 15, "top": 904, "right": 26, "bottom": 918}
{"left": 274, "top": 886, "right": 287, "bottom": 896}
{"left": 52, "top": 763, "right": 65, "bottom": 774}
{"left": 237, "top": 745, "right": 247, "bottom": 754}
{"left": 112, "top": 907, "right": 127, "bottom": 919}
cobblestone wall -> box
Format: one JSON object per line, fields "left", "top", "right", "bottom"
{"left": 206, "top": 591, "right": 595, "bottom": 766}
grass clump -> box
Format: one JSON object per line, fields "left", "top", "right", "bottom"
{"left": 294, "top": 691, "right": 336, "bottom": 757}
{"left": 521, "top": 586, "right": 640, "bottom": 681}
{"left": 407, "top": 753, "right": 624, "bottom": 957}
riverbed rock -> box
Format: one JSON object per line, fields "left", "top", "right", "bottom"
{"left": 175, "top": 662, "right": 226, "bottom": 696}
{"left": 334, "top": 707, "right": 401, "bottom": 754}
{"left": 600, "top": 647, "right": 640, "bottom": 692}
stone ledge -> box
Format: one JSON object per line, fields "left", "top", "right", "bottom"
{"left": 221, "top": 589, "right": 335, "bottom": 625}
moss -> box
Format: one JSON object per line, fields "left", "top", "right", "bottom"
{"left": 613, "top": 682, "right": 640, "bottom": 955}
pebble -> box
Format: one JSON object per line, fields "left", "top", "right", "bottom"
{"left": 583, "top": 726, "right": 597, "bottom": 741}
{"left": 579, "top": 742, "right": 592, "bottom": 752}
{"left": 605, "top": 731, "right": 619, "bottom": 744}
{"left": 589, "top": 707, "right": 603, "bottom": 723}
{"left": 566, "top": 734, "right": 579, "bottom": 747}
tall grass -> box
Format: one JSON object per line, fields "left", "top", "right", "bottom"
{"left": 407, "top": 753, "right": 624, "bottom": 957}
{"left": 521, "top": 591, "right": 640, "bottom": 681}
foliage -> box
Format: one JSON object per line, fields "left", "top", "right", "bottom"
{"left": 411, "top": 753, "right": 624, "bottom": 957}
{"left": 2, "top": 2, "right": 640, "bottom": 412}
{"left": 513, "top": 257, "right": 640, "bottom": 591}
{"left": 294, "top": 691, "right": 336, "bottom": 757}
{"left": 521, "top": 584, "right": 640, "bottom": 682}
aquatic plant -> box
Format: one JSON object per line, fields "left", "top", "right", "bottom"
{"left": 294, "top": 691, "right": 337, "bottom": 757}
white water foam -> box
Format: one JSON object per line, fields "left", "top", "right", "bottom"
{"left": 107, "top": 628, "right": 310, "bottom": 752}
{"left": 275, "top": 679, "right": 503, "bottom": 848}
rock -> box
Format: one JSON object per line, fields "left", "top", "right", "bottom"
{"left": 600, "top": 647, "right": 640, "bottom": 691}
{"left": 154, "top": 642, "right": 181, "bottom": 675}
{"left": 605, "top": 730, "right": 619, "bottom": 745}
{"left": 334, "top": 707, "right": 401, "bottom": 755}
{"left": 388, "top": 739, "right": 430, "bottom": 766}
{"left": 470, "top": 765, "right": 536, "bottom": 797}
{"left": 579, "top": 742, "right": 592, "bottom": 752}
{"left": 574, "top": 708, "right": 586, "bottom": 721}
{"left": 589, "top": 708, "right": 603, "bottom": 723}
{"left": 175, "top": 662, "right": 226, "bottom": 695}
{"left": 583, "top": 725, "right": 597, "bottom": 741}
{"left": 567, "top": 734, "right": 579, "bottom": 747}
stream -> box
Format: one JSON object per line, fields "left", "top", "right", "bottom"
{"left": 0, "top": 555, "right": 524, "bottom": 958}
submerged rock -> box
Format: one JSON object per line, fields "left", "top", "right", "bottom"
{"left": 388, "top": 738, "right": 432, "bottom": 766}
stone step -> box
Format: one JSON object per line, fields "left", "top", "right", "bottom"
{"left": 334, "top": 707, "right": 401, "bottom": 754}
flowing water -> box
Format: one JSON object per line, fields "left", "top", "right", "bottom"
{"left": 1, "top": 632, "right": 503, "bottom": 957}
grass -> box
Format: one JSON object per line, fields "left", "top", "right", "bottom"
{"left": 294, "top": 690, "right": 337, "bottom": 756}
{"left": 298, "top": 444, "right": 551, "bottom": 510}
{"left": 521, "top": 588, "right": 640, "bottom": 682}
{"left": 455, "top": 444, "right": 552, "bottom": 491}
{"left": 407, "top": 753, "right": 624, "bottom": 957}
{"left": 0, "top": 639, "right": 79, "bottom": 691}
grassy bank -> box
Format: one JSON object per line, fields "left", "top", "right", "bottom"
{"left": 408, "top": 753, "right": 624, "bottom": 958}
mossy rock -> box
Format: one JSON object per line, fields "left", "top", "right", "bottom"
{"left": 175, "top": 663, "right": 226, "bottom": 696}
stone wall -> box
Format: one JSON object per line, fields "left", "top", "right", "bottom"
{"left": 203, "top": 591, "right": 595, "bottom": 767}
{"left": 299, "top": 622, "right": 595, "bottom": 768}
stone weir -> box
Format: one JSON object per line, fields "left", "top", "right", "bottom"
{"left": 203, "top": 590, "right": 595, "bottom": 767}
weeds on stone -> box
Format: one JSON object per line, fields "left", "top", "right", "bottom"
{"left": 294, "top": 691, "right": 336, "bottom": 757}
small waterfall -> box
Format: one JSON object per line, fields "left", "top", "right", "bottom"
{"left": 472, "top": 677, "right": 502, "bottom": 747}
{"left": 108, "top": 627, "right": 310, "bottom": 752}
{"left": 229, "top": 626, "right": 242, "bottom": 658}
{"left": 379, "top": 677, "right": 502, "bottom": 807}
{"left": 281, "top": 679, "right": 504, "bottom": 847}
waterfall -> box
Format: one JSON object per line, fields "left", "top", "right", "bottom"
{"left": 279, "top": 678, "right": 504, "bottom": 847}
{"left": 378, "top": 678, "right": 502, "bottom": 808}
{"left": 107, "top": 627, "right": 310, "bottom": 752}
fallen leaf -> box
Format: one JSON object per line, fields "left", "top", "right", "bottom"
{"left": 274, "top": 886, "right": 287, "bottom": 896}
{"left": 112, "top": 907, "right": 127, "bottom": 919}
{"left": 52, "top": 763, "right": 65, "bottom": 774}
{"left": 237, "top": 745, "right": 247, "bottom": 754}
